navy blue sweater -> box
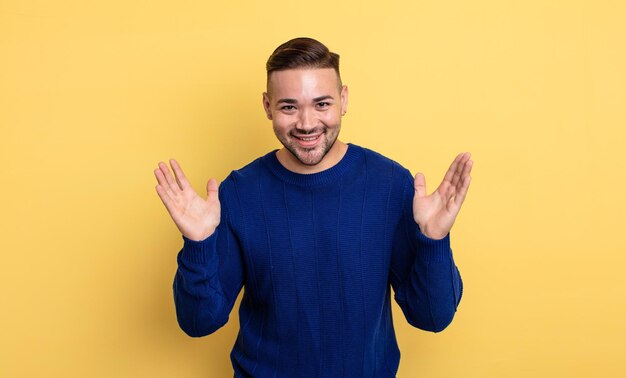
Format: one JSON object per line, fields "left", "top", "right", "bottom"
{"left": 173, "top": 144, "right": 463, "bottom": 377}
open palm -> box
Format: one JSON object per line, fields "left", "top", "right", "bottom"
{"left": 154, "top": 159, "right": 221, "bottom": 242}
{"left": 413, "top": 152, "right": 473, "bottom": 240}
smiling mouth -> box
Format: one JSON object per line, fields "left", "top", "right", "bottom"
{"left": 292, "top": 133, "right": 322, "bottom": 147}
{"left": 294, "top": 134, "right": 321, "bottom": 141}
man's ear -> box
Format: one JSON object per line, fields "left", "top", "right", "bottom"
{"left": 262, "top": 92, "right": 273, "bottom": 120}
{"left": 340, "top": 85, "right": 349, "bottom": 116}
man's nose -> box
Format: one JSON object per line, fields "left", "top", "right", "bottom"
{"left": 296, "top": 107, "right": 316, "bottom": 131}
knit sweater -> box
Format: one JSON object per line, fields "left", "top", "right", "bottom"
{"left": 173, "top": 143, "right": 463, "bottom": 378}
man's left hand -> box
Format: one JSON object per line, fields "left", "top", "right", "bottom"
{"left": 413, "top": 152, "right": 473, "bottom": 240}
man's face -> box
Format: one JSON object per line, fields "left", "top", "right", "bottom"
{"left": 263, "top": 68, "right": 348, "bottom": 168}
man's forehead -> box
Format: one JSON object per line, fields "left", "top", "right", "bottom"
{"left": 267, "top": 68, "right": 340, "bottom": 97}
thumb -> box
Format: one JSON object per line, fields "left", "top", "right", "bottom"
{"left": 414, "top": 173, "right": 427, "bottom": 197}
{"left": 206, "top": 178, "right": 219, "bottom": 202}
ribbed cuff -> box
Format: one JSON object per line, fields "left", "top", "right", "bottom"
{"left": 181, "top": 231, "right": 218, "bottom": 264}
{"left": 415, "top": 230, "right": 452, "bottom": 262}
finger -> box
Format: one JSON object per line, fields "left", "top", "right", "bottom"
{"left": 437, "top": 152, "right": 464, "bottom": 194}
{"left": 441, "top": 152, "right": 464, "bottom": 185}
{"left": 454, "top": 174, "right": 472, "bottom": 207}
{"left": 169, "top": 158, "right": 190, "bottom": 191}
{"left": 450, "top": 152, "right": 471, "bottom": 188}
{"left": 154, "top": 166, "right": 168, "bottom": 187}
{"left": 154, "top": 168, "right": 178, "bottom": 201}
{"left": 453, "top": 158, "right": 473, "bottom": 193}
{"left": 414, "top": 173, "right": 427, "bottom": 197}
{"left": 155, "top": 183, "right": 177, "bottom": 215}
{"left": 457, "top": 159, "right": 473, "bottom": 188}
{"left": 158, "top": 161, "right": 182, "bottom": 193}
{"left": 206, "top": 178, "right": 219, "bottom": 202}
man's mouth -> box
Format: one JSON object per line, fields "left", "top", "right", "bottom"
{"left": 293, "top": 133, "right": 322, "bottom": 147}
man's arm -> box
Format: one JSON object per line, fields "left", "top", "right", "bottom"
{"left": 173, "top": 195, "right": 244, "bottom": 337}
{"left": 154, "top": 160, "right": 244, "bottom": 337}
{"left": 390, "top": 217, "right": 463, "bottom": 332}
{"left": 392, "top": 152, "right": 471, "bottom": 331}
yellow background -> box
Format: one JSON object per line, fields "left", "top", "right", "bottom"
{"left": 2, "top": 0, "right": 625, "bottom": 377}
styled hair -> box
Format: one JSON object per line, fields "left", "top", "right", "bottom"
{"left": 266, "top": 37, "right": 341, "bottom": 89}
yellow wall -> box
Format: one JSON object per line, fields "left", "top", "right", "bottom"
{"left": 2, "top": 0, "right": 625, "bottom": 377}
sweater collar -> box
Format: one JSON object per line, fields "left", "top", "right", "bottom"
{"left": 262, "top": 143, "right": 363, "bottom": 187}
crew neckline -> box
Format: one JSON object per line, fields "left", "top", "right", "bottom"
{"left": 262, "top": 143, "right": 363, "bottom": 187}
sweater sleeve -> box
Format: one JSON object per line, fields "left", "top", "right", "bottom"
{"left": 389, "top": 174, "right": 463, "bottom": 333}
{"left": 172, "top": 178, "right": 245, "bottom": 337}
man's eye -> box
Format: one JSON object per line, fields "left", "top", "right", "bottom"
{"left": 281, "top": 105, "right": 296, "bottom": 111}
{"left": 317, "top": 102, "right": 330, "bottom": 108}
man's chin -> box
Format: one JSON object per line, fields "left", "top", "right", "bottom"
{"left": 294, "top": 151, "right": 325, "bottom": 166}
{"left": 284, "top": 144, "right": 324, "bottom": 166}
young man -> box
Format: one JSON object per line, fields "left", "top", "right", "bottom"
{"left": 154, "top": 37, "right": 473, "bottom": 378}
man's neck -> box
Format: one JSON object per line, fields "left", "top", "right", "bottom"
{"left": 276, "top": 140, "right": 348, "bottom": 174}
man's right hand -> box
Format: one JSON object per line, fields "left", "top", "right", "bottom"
{"left": 154, "top": 159, "right": 220, "bottom": 242}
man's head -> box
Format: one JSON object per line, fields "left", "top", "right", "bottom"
{"left": 265, "top": 37, "right": 342, "bottom": 94}
{"left": 263, "top": 37, "right": 348, "bottom": 173}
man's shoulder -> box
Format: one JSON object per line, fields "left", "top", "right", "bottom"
{"left": 356, "top": 144, "right": 400, "bottom": 165}
{"left": 354, "top": 144, "right": 412, "bottom": 182}
{"left": 219, "top": 145, "right": 413, "bottom": 190}
{"left": 233, "top": 152, "right": 271, "bottom": 176}
{"left": 219, "top": 150, "right": 275, "bottom": 189}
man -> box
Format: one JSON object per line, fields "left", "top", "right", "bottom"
{"left": 154, "top": 37, "right": 473, "bottom": 377}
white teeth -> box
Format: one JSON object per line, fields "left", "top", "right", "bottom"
{"left": 297, "top": 135, "right": 319, "bottom": 141}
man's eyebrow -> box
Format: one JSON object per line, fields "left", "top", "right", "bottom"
{"left": 276, "top": 95, "right": 335, "bottom": 104}
{"left": 313, "top": 95, "right": 334, "bottom": 102}
{"left": 276, "top": 98, "right": 298, "bottom": 104}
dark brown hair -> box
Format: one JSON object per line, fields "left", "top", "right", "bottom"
{"left": 266, "top": 37, "right": 341, "bottom": 88}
